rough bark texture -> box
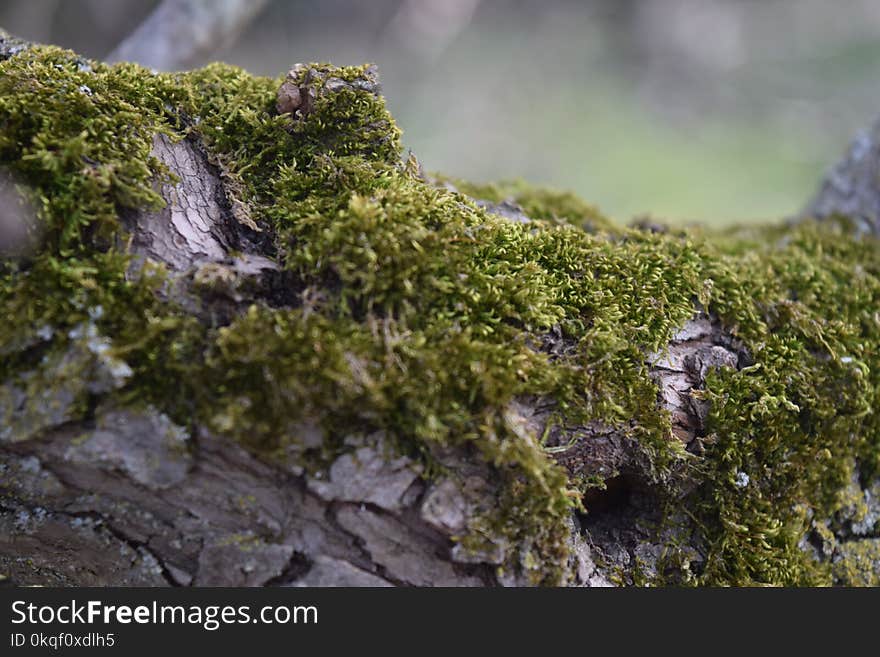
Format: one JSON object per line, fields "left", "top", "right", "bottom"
{"left": 1, "top": 34, "right": 879, "bottom": 587}
{"left": 0, "top": 117, "right": 720, "bottom": 586}
{"left": 0, "top": 131, "right": 779, "bottom": 586}
{"left": 805, "top": 116, "right": 880, "bottom": 235}
{"left": 0, "top": 97, "right": 705, "bottom": 586}
{"left": 0, "top": 61, "right": 498, "bottom": 584}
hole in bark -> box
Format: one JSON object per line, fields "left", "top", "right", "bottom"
{"left": 260, "top": 268, "right": 305, "bottom": 309}
{"left": 579, "top": 475, "right": 633, "bottom": 521}
{"left": 264, "top": 551, "right": 312, "bottom": 586}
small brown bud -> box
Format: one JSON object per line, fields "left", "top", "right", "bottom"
{"left": 276, "top": 81, "right": 302, "bottom": 115}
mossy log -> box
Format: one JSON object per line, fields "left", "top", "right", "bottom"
{"left": 1, "top": 33, "right": 878, "bottom": 587}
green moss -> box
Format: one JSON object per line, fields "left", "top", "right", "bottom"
{"left": 438, "top": 176, "right": 615, "bottom": 233}
{"left": 0, "top": 48, "right": 175, "bottom": 253}
{"left": 833, "top": 539, "right": 880, "bottom": 586}
{"left": 690, "top": 218, "right": 880, "bottom": 585}
{"left": 1, "top": 45, "right": 879, "bottom": 585}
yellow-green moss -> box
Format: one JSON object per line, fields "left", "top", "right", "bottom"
{"left": 833, "top": 539, "right": 880, "bottom": 586}
{"left": 1, "top": 44, "right": 879, "bottom": 585}
{"left": 437, "top": 176, "right": 615, "bottom": 233}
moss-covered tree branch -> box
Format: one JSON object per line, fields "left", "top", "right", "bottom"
{"left": 0, "top": 33, "right": 878, "bottom": 587}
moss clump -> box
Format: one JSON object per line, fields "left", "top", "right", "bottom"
{"left": 833, "top": 539, "right": 880, "bottom": 586}
{"left": 0, "top": 48, "right": 175, "bottom": 253}
{"left": 690, "top": 219, "right": 880, "bottom": 585}
{"left": 1, "top": 45, "right": 879, "bottom": 585}
{"left": 439, "top": 176, "right": 615, "bottom": 233}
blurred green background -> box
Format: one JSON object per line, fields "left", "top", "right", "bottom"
{"left": 4, "top": 0, "right": 880, "bottom": 226}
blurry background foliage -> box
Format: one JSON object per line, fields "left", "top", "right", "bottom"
{"left": 4, "top": 0, "right": 880, "bottom": 226}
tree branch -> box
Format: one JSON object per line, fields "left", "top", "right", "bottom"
{"left": 105, "top": 0, "right": 270, "bottom": 70}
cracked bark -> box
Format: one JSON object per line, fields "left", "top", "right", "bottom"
{"left": 1, "top": 34, "right": 879, "bottom": 586}
{"left": 0, "top": 133, "right": 758, "bottom": 586}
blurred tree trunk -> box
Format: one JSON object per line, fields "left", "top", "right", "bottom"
{"left": 106, "top": 0, "right": 270, "bottom": 71}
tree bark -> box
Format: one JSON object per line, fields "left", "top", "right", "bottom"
{"left": 105, "top": 0, "right": 271, "bottom": 71}
{"left": 1, "top": 33, "right": 878, "bottom": 587}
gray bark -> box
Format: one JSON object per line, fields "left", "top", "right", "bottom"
{"left": 0, "top": 118, "right": 749, "bottom": 586}
{"left": 1, "top": 33, "right": 878, "bottom": 586}
{"left": 106, "top": 0, "right": 270, "bottom": 71}
{"left": 804, "top": 116, "right": 880, "bottom": 235}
